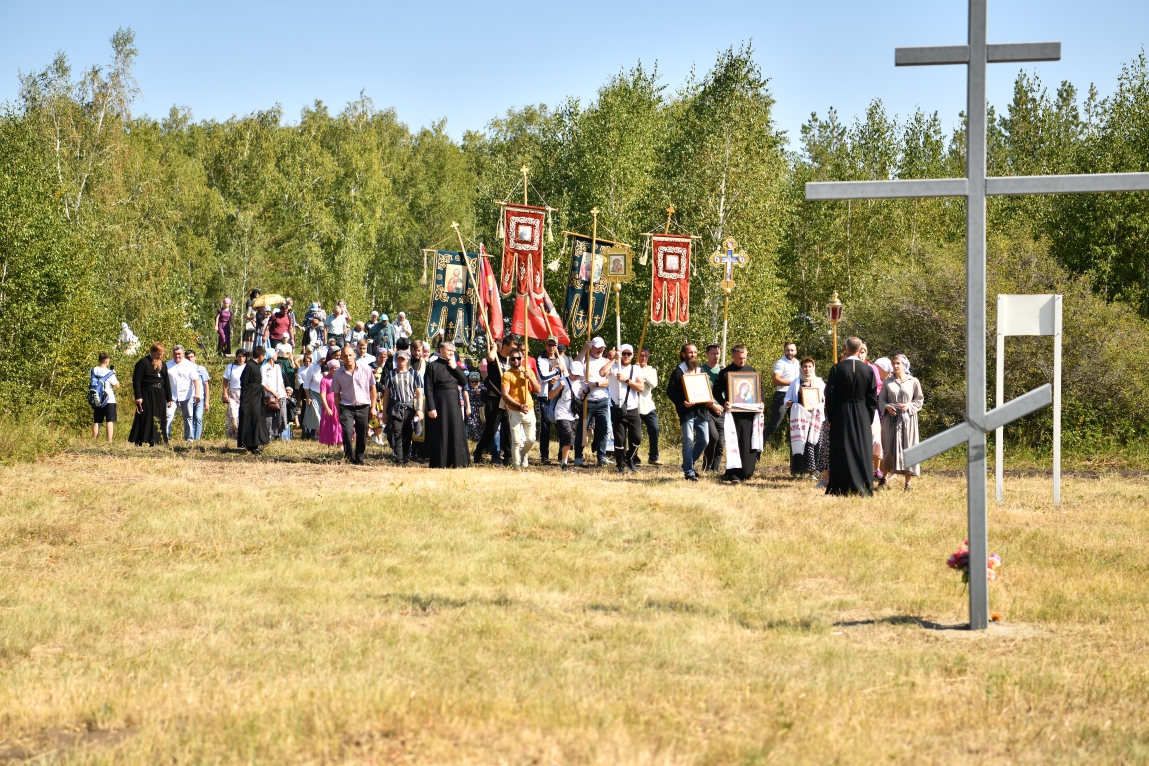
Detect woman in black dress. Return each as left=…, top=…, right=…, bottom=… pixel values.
left=128, top=343, right=173, bottom=446
left=424, top=340, right=470, bottom=468
left=237, top=346, right=271, bottom=454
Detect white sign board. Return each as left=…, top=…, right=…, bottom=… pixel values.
left=996, top=294, right=1062, bottom=504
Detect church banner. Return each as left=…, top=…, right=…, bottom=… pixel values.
left=562, top=234, right=612, bottom=339
left=426, top=249, right=475, bottom=346
left=500, top=203, right=547, bottom=296
left=649, top=233, right=692, bottom=326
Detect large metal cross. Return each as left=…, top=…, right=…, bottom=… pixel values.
left=712, top=237, right=748, bottom=288
left=806, top=0, right=1149, bottom=630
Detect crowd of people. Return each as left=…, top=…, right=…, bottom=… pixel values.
left=90, top=291, right=925, bottom=495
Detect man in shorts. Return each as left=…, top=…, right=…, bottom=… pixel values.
left=90, top=352, right=120, bottom=442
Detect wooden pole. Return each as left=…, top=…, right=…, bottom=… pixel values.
left=521, top=165, right=529, bottom=206
left=582, top=208, right=600, bottom=447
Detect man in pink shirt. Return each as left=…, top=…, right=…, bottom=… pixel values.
left=330, top=345, right=377, bottom=464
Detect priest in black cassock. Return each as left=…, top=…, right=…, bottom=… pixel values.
left=823, top=336, right=879, bottom=495
left=424, top=339, right=471, bottom=468
left=237, top=345, right=271, bottom=455
left=713, top=343, right=761, bottom=484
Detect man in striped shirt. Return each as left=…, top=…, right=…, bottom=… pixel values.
left=379, top=349, right=423, bottom=466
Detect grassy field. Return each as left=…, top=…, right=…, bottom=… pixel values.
left=1, top=440, right=1148, bottom=764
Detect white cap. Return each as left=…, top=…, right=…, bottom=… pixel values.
left=619, top=343, right=634, bottom=354
left=590, top=337, right=606, bottom=349
left=570, top=361, right=584, bottom=377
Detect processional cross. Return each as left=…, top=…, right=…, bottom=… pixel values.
left=711, top=237, right=749, bottom=362
left=806, top=0, right=1149, bottom=630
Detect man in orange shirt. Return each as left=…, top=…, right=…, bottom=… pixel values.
left=501, top=349, right=540, bottom=469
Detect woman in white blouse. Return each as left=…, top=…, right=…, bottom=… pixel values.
left=222, top=348, right=248, bottom=437
left=261, top=349, right=287, bottom=438
left=297, top=351, right=324, bottom=438
left=879, top=354, right=925, bottom=490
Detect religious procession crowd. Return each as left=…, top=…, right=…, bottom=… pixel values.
left=86, top=290, right=926, bottom=495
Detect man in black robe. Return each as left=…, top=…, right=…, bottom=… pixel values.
left=237, top=346, right=271, bottom=455
left=713, top=343, right=762, bottom=484
left=425, top=340, right=471, bottom=468
left=824, top=336, right=879, bottom=496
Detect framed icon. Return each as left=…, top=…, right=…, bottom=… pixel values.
left=682, top=372, right=714, bottom=405
left=444, top=264, right=466, bottom=294
left=799, top=386, right=820, bottom=410
left=602, top=244, right=634, bottom=284
left=727, top=370, right=762, bottom=411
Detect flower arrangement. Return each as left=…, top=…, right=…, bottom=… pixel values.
left=946, top=540, right=1002, bottom=583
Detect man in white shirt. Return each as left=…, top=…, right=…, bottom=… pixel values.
left=635, top=347, right=661, bottom=466
left=609, top=343, right=644, bottom=474
left=768, top=341, right=801, bottom=442
left=90, top=352, right=120, bottom=442
left=185, top=349, right=211, bottom=440
left=580, top=336, right=613, bottom=467
left=534, top=335, right=563, bottom=465
left=165, top=345, right=203, bottom=441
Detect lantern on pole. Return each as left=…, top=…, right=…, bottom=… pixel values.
left=826, top=291, right=844, bottom=363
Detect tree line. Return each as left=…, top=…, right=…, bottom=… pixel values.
left=2, top=29, right=1148, bottom=447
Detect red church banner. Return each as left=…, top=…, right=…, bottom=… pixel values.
left=649, top=233, right=692, bottom=326
left=500, top=203, right=547, bottom=296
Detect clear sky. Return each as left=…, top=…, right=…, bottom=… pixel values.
left=1, top=0, right=1145, bottom=150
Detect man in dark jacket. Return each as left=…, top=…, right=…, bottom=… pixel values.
left=666, top=343, right=712, bottom=481
left=473, top=335, right=515, bottom=465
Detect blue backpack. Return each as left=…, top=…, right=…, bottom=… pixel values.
left=88, top=368, right=113, bottom=408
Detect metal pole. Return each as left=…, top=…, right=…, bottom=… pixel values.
left=720, top=291, right=730, bottom=365
left=1053, top=295, right=1062, bottom=505
left=996, top=295, right=1004, bottom=504
left=614, top=285, right=622, bottom=351
left=832, top=324, right=838, bottom=364
left=966, top=0, right=990, bottom=630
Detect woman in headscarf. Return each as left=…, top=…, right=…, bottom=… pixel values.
left=784, top=356, right=827, bottom=479
left=223, top=348, right=247, bottom=437
left=318, top=359, right=343, bottom=447
left=216, top=298, right=234, bottom=356
left=237, top=346, right=271, bottom=454
left=262, top=348, right=287, bottom=439
left=879, top=354, right=925, bottom=490
left=128, top=343, right=173, bottom=447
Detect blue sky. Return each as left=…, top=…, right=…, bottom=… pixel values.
left=1, top=0, right=1145, bottom=150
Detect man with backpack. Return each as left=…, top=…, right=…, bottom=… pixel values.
left=534, top=336, right=563, bottom=465
left=89, top=352, right=120, bottom=442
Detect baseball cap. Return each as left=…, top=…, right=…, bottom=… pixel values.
left=546, top=335, right=558, bottom=343
left=396, top=349, right=411, bottom=359
left=468, top=371, right=480, bottom=380
left=380, top=314, right=389, bottom=321
left=620, top=343, right=634, bottom=354
left=570, top=361, right=584, bottom=377
left=591, top=337, right=606, bottom=349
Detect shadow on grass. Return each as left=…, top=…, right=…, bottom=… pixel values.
left=833, top=615, right=970, bottom=631
left=368, top=591, right=516, bottom=614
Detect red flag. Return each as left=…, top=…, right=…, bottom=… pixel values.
left=477, top=245, right=504, bottom=341
left=512, top=287, right=570, bottom=346
left=500, top=204, right=547, bottom=296
left=649, top=233, right=692, bottom=326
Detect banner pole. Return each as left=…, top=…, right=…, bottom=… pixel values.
left=582, top=209, right=600, bottom=447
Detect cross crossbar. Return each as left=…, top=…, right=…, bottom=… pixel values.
left=807, top=172, right=1149, bottom=201
left=902, top=384, right=1051, bottom=466
left=895, top=42, right=1060, bottom=66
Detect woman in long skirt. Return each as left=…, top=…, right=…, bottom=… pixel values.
left=216, top=298, right=233, bottom=355
left=318, top=360, right=343, bottom=446
left=128, top=343, right=172, bottom=446
left=879, top=354, right=925, bottom=490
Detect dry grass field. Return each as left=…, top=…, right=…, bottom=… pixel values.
left=1, top=440, right=1148, bottom=764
